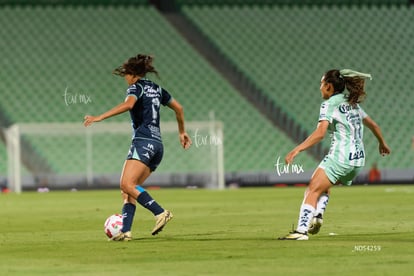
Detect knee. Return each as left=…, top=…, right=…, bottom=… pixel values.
left=309, top=169, right=331, bottom=193
left=307, top=181, right=318, bottom=193
left=120, top=178, right=131, bottom=193
left=305, top=179, right=325, bottom=199
left=307, top=180, right=325, bottom=196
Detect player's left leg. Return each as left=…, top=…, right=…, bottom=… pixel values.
left=300, top=168, right=332, bottom=230
left=278, top=168, right=332, bottom=240
left=308, top=189, right=329, bottom=235
left=120, top=159, right=165, bottom=215
left=314, top=189, right=330, bottom=218
left=115, top=161, right=158, bottom=241
left=121, top=159, right=173, bottom=235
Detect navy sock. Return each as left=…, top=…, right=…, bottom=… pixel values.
left=137, top=191, right=164, bottom=216
left=121, top=203, right=136, bottom=233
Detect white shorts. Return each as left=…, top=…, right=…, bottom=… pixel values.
left=318, top=155, right=362, bottom=185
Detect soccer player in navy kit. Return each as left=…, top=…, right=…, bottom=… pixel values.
left=84, top=54, right=192, bottom=241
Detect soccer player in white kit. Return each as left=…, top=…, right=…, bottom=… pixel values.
left=278, top=69, right=391, bottom=240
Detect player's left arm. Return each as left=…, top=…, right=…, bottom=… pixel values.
left=363, top=116, right=391, bottom=156
left=285, top=120, right=329, bottom=164
left=167, top=99, right=192, bottom=149
left=83, top=96, right=136, bottom=127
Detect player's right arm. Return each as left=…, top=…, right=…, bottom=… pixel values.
left=363, top=116, right=391, bottom=156
left=83, top=96, right=136, bottom=127
left=285, top=120, right=329, bottom=164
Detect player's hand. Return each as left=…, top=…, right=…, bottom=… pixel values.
left=83, top=115, right=102, bottom=127
left=285, top=149, right=299, bottom=164
left=180, top=132, right=192, bottom=150
left=379, top=143, right=391, bottom=156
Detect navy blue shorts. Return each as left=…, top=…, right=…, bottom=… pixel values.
left=126, top=138, right=164, bottom=172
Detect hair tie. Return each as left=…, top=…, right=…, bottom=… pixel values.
left=339, top=69, right=372, bottom=80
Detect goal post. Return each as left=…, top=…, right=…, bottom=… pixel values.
left=4, top=120, right=224, bottom=193
left=5, top=124, right=22, bottom=194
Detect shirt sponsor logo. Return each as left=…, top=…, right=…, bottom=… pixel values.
left=339, top=104, right=353, bottom=114
left=144, top=85, right=161, bottom=97
left=349, top=150, right=364, bottom=161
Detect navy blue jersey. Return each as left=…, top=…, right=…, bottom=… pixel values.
left=126, top=79, right=172, bottom=142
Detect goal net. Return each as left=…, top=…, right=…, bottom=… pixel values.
left=4, top=120, right=224, bottom=193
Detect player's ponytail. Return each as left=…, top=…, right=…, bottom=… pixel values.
left=113, top=54, right=159, bottom=78
left=135, top=54, right=159, bottom=78
left=340, top=69, right=372, bottom=106
left=323, top=69, right=371, bottom=106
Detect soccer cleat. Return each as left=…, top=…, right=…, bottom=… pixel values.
left=278, top=231, right=309, bottom=240
left=111, top=232, right=125, bottom=241
left=151, top=210, right=173, bottom=236
left=111, top=231, right=132, bottom=241
left=308, top=214, right=323, bottom=235
left=123, top=231, right=132, bottom=241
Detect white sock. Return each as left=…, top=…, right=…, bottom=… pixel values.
left=296, top=203, right=315, bottom=234
left=315, top=193, right=329, bottom=217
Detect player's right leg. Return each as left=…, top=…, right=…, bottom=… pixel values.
left=120, top=159, right=173, bottom=236
left=120, top=169, right=155, bottom=239
left=112, top=159, right=151, bottom=241
left=112, top=192, right=134, bottom=241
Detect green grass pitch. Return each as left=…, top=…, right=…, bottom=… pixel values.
left=0, top=185, right=413, bottom=275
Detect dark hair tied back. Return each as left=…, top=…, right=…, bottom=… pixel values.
left=323, top=69, right=367, bottom=106
left=324, top=69, right=346, bottom=94
left=113, top=54, right=159, bottom=78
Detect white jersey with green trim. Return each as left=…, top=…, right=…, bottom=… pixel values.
left=319, top=94, right=368, bottom=167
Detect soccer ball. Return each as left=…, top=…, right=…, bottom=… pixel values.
left=104, top=214, right=123, bottom=239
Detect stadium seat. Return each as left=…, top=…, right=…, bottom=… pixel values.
left=0, top=4, right=318, bottom=179
left=182, top=3, right=414, bottom=169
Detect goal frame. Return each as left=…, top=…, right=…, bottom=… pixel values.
left=4, top=120, right=224, bottom=193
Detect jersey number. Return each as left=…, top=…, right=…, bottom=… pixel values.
left=151, top=98, right=160, bottom=123
left=351, top=119, right=362, bottom=143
